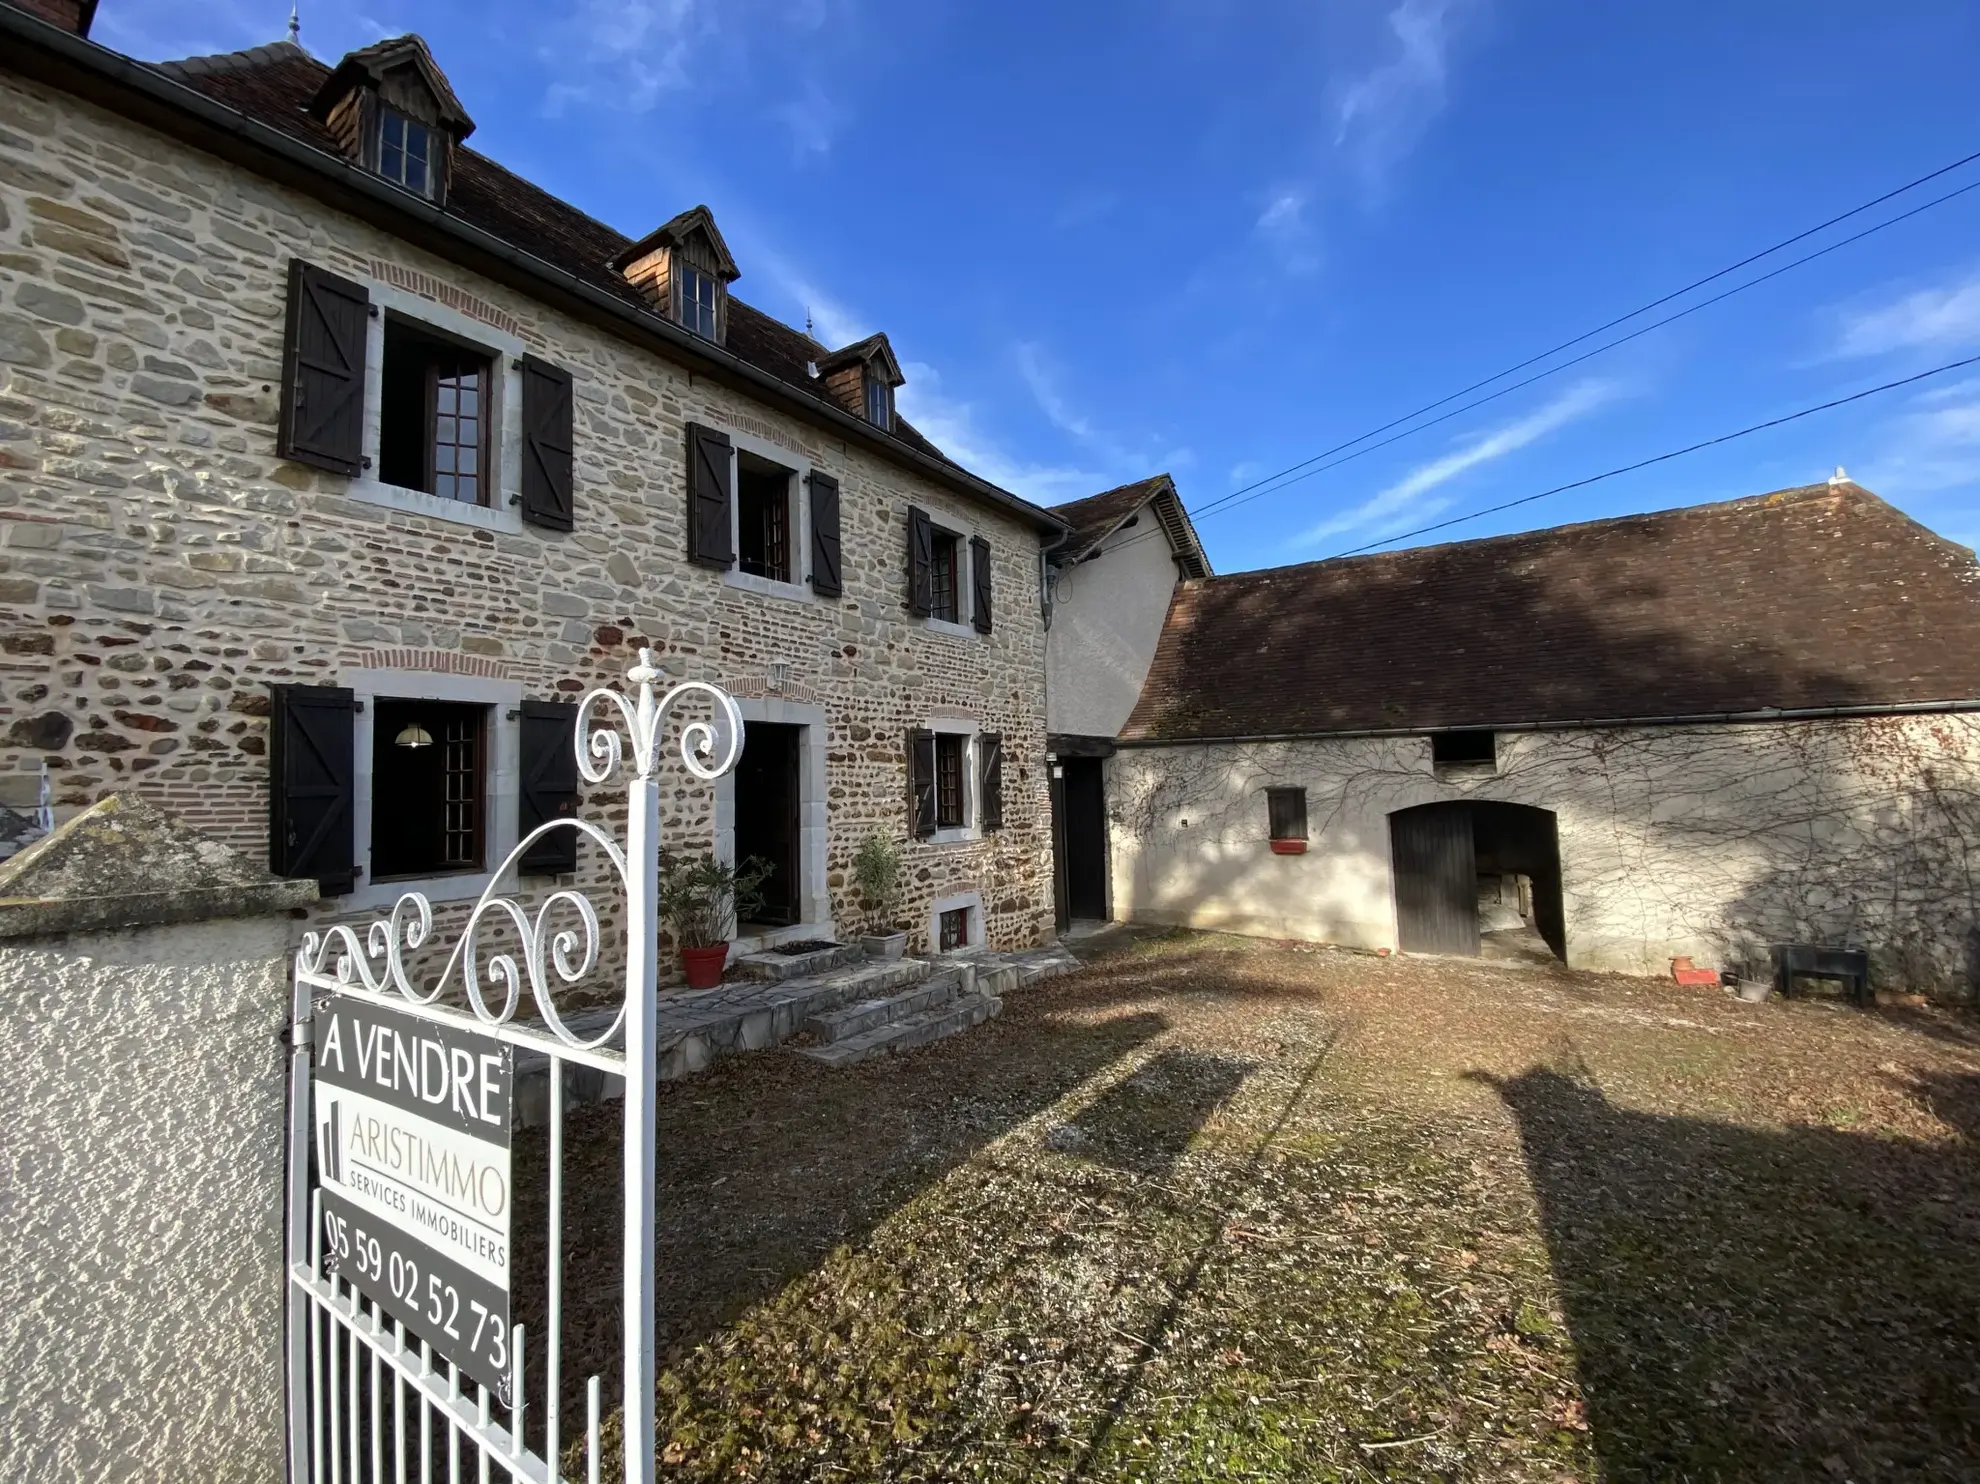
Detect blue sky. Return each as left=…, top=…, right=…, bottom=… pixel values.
left=101, top=0, right=1980, bottom=572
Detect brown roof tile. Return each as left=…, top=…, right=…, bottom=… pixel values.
left=1120, top=482, right=1980, bottom=742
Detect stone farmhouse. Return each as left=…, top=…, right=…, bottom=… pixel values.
left=1085, top=479, right=1980, bottom=996
left=0, top=3, right=1070, bottom=961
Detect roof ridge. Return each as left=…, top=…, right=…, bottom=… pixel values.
left=155, top=39, right=314, bottom=80
left=1189, top=481, right=1868, bottom=587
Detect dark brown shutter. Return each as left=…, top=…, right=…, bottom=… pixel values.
left=970, top=535, right=993, bottom=633
left=908, top=728, right=937, bottom=838
left=808, top=470, right=842, bottom=597
left=277, top=259, right=368, bottom=475
left=519, top=356, right=575, bottom=532
left=269, top=684, right=356, bottom=894
left=906, top=505, right=933, bottom=616
left=1267, top=787, right=1308, bottom=840
left=686, top=422, right=734, bottom=568
left=517, top=700, right=579, bottom=873
left=979, top=732, right=1004, bottom=831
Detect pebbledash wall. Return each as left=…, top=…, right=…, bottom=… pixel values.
left=1108, top=714, right=1980, bottom=994
left=0, top=72, right=1055, bottom=962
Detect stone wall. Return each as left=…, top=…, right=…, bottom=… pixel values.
left=0, top=72, right=1055, bottom=968
left=1107, top=714, right=1980, bottom=995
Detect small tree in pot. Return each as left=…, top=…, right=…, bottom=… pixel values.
left=853, top=833, right=909, bottom=961
left=659, top=850, right=772, bottom=989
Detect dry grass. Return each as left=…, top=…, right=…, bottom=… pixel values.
left=516, top=930, right=1980, bottom=1482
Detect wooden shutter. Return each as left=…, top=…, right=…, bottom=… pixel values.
left=1267, top=787, right=1308, bottom=841
left=970, top=535, right=993, bottom=633
left=979, top=732, right=1004, bottom=832
left=908, top=728, right=937, bottom=838
left=269, top=684, right=356, bottom=894
left=517, top=699, right=579, bottom=874
left=808, top=470, right=842, bottom=597
left=686, top=422, right=734, bottom=568
left=906, top=505, right=933, bottom=616
left=519, top=356, right=575, bottom=532
left=277, top=259, right=368, bottom=475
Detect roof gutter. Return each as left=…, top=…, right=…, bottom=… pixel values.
left=1114, top=697, right=1980, bottom=748
left=0, top=8, right=1068, bottom=540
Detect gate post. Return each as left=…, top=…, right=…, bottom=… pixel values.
left=621, top=667, right=662, bottom=1484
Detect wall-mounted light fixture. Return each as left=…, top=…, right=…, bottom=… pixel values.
left=394, top=722, right=433, bottom=749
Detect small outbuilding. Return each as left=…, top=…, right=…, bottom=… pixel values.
left=1104, top=479, right=1980, bottom=994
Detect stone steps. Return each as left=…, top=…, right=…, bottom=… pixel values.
left=796, top=990, right=1003, bottom=1068
left=805, top=967, right=965, bottom=1042
left=733, top=939, right=865, bottom=981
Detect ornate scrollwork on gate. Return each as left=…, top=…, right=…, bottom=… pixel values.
left=294, top=649, right=744, bottom=1050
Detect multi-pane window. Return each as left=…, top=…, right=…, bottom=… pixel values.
left=379, top=110, right=432, bottom=197
left=371, top=699, right=486, bottom=878
left=736, top=452, right=793, bottom=582
left=935, top=733, right=965, bottom=828
left=939, top=907, right=969, bottom=951
left=929, top=530, right=960, bottom=623
left=380, top=319, right=492, bottom=506
left=864, top=373, right=891, bottom=429
left=678, top=264, right=720, bottom=341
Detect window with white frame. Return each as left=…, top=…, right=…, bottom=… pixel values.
left=378, top=109, right=434, bottom=198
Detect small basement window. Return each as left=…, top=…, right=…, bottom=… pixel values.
left=935, top=733, right=965, bottom=828
left=379, top=318, right=492, bottom=505
left=939, top=907, right=969, bottom=952
left=1267, top=787, right=1308, bottom=841
left=1431, top=730, right=1497, bottom=769
left=736, top=451, right=794, bottom=582
left=378, top=109, right=433, bottom=197
left=371, top=699, right=487, bottom=879
left=929, top=527, right=962, bottom=623
left=678, top=263, right=720, bottom=341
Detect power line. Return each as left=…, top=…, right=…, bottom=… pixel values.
left=1086, top=143, right=1980, bottom=562
left=1320, top=351, right=1980, bottom=559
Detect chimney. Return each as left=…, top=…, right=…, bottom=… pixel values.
left=9, top=0, right=98, bottom=36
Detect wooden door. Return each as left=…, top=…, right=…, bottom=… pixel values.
left=1390, top=803, right=1478, bottom=956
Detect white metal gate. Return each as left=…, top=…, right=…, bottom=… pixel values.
left=283, top=653, right=742, bottom=1484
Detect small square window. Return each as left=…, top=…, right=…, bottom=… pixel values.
left=378, top=110, right=433, bottom=197
left=929, top=529, right=961, bottom=623
left=935, top=733, right=965, bottom=828
left=1267, top=787, right=1307, bottom=841
left=380, top=318, right=493, bottom=506
left=939, top=906, right=969, bottom=951
left=372, top=699, right=487, bottom=879
left=864, top=374, right=891, bottom=429
left=678, top=264, right=720, bottom=341
left=736, top=451, right=794, bottom=582
left=1431, top=730, right=1496, bottom=768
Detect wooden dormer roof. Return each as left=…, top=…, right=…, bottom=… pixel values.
left=609, top=204, right=740, bottom=282
left=816, top=332, right=904, bottom=387
left=308, top=34, right=475, bottom=141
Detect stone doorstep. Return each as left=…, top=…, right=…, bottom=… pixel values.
left=733, top=939, right=864, bottom=982
left=795, top=991, right=1004, bottom=1069
left=510, top=955, right=938, bottom=1128
left=804, top=967, right=966, bottom=1043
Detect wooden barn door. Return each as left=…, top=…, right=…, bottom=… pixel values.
left=1390, top=803, right=1479, bottom=956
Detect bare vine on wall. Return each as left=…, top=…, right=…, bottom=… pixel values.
left=1110, top=716, right=1980, bottom=995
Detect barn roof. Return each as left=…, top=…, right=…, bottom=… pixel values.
left=1120, top=481, right=1980, bottom=742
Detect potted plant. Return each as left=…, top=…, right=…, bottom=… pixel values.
left=658, top=850, right=771, bottom=990
left=852, top=833, right=908, bottom=961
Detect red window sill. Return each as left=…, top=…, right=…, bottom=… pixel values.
left=1269, top=838, right=1307, bottom=855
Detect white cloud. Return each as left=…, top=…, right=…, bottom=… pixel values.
left=770, top=78, right=843, bottom=161
left=898, top=363, right=1103, bottom=505
left=1015, top=343, right=1095, bottom=442
left=1836, top=270, right=1980, bottom=359
left=544, top=0, right=704, bottom=113
left=1253, top=188, right=1320, bottom=273
left=1856, top=381, right=1980, bottom=496
left=1296, top=379, right=1617, bottom=547
left=1331, top=0, right=1466, bottom=189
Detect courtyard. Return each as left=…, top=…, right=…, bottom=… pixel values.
left=522, top=931, right=1980, bottom=1482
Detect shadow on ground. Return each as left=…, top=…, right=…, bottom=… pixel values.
left=1480, top=1067, right=1980, bottom=1482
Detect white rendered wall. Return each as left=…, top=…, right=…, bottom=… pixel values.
left=0, top=915, right=291, bottom=1481
left=1047, top=514, right=1183, bottom=739
left=1107, top=715, right=1980, bottom=993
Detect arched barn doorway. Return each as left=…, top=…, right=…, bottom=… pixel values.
left=1389, top=801, right=1564, bottom=961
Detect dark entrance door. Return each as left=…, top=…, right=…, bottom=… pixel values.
left=1059, top=757, right=1109, bottom=922
left=734, top=722, right=801, bottom=927
left=1390, top=802, right=1478, bottom=956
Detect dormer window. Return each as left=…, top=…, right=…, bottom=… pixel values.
left=679, top=263, right=720, bottom=341
left=379, top=110, right=433, bottom=197
left=864, top=373, right=892, bottom=430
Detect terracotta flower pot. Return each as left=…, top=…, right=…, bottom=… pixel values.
left=1269, top=838, right=1308, bottom=855
left=680, top=943, right=729, bottom=990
